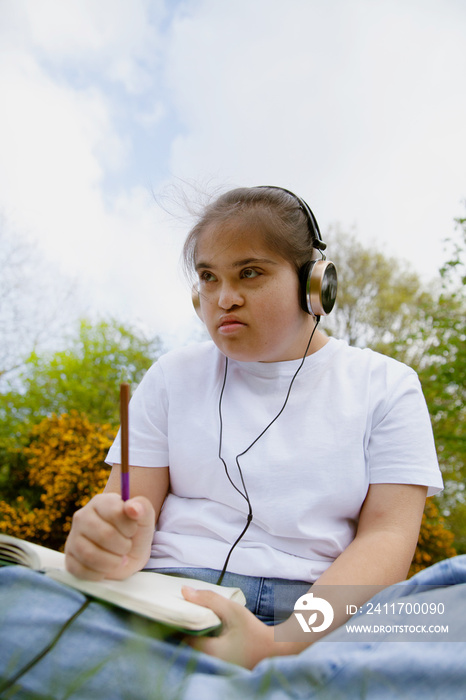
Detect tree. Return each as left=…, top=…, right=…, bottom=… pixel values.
left=323, top=218, right=465, bottom=556
left=411, top=215, right=466, bottom=551
left=0, top=219, right=78, bottom=386
left=321, top=225, right=434, bottom=355
left=0, top=413, right=115, bottom=550
left=0, top=317, right=163, bottom=440
left=0, top=317, right=162, bottom=505
left=409, top=498, right=456, bottom=577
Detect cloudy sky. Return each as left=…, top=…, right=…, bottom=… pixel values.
left=1, top=0, right=465, bottom=348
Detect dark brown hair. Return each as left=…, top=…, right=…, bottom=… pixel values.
left=182, top=186, right=317, bottom=281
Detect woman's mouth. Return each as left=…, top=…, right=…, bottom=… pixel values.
left=218, top=317, right=247, bottom=335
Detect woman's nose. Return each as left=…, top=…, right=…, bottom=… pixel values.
left=218, top=282, right=244, bottom=309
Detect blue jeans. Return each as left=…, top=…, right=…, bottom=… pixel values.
left=149, top=567, right=312, bottom=624
left=1, top=558, right=466, bottom=699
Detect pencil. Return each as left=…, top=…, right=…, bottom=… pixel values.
left=120, top=382, right=130, bottom=501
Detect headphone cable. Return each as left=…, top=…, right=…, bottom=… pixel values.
left=216, top=318, right=320, bottom=585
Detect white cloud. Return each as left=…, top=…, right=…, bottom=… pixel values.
left=136, top=101, right=167, bottom=129
left=0, top=0, right=465, bottom=351
left=0, top=0, right=190, bottom=342
left=0, top=48, right=119, bottom=254
left=2, top=0, right=165, bottom=92
left=164, top=0, right=466, bottom=278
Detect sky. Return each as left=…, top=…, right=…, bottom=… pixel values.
left=1, top=0, right=465, bottom=350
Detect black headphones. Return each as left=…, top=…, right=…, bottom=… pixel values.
left=192, top=186, right=338, bottom=319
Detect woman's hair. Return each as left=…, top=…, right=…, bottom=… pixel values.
left=182, top=186, right=317, bottom=281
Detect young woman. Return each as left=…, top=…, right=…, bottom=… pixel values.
left=64, top=186, right=442, bottom=668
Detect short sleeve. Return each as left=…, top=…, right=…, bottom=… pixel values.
left=106, top=362, right=169, bottom=468
left=367, top=369, right=443, bottom=497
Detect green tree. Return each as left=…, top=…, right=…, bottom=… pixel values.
left=322, top=225, right=434, bottom=355
left=0, top=219, right=78, bottom=384
left=0, top=318, right=162, bottom=438
left=323, top=218, right=465, bottom=555
left=0, top=317, right=161, bottom=504
left=412, top=216, right=466, bottom=551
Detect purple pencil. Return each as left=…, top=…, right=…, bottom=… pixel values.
left=120, top=383, right=130, bottom=501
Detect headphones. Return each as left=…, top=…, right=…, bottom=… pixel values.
left=191, top=186, right=337, bottom=319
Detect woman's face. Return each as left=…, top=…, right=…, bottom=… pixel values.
left=195, top=218, right=315, bottom=362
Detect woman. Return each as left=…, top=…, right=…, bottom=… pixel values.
left=64, top=186, right=442, bottom=668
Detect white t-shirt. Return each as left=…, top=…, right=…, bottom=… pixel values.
left=106, top=338, right=443, bottom=582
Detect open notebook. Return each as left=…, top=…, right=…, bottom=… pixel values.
left=0, top=534, right=246, bottom=635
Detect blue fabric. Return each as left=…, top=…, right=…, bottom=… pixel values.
left=0, top=556, right=465, bottom=699
left=150, top=566, right=312, bottom=623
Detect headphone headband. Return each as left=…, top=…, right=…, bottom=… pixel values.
left=255, top=185, right=327, bottom=251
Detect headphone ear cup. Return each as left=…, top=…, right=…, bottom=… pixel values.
left=300, top=260, right=338, bottom=316
left=192, top=285, right=204, bottom=321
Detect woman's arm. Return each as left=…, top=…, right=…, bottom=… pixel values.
left=315, top=482, right=427, bottom=586
left=65, top=465, right=169, bottom=581
left=183, top=482, right=428, bottom=668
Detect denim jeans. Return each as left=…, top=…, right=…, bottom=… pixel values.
left=149, top=567, right=312, bottom=624
left=1, top=558, right=466, bottom=699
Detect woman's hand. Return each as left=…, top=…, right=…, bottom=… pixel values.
left=65, top=493, right=155, bottom=581
left=182, top=587, right=309, bottom=668
left=182, top=587, right=276, bottom=668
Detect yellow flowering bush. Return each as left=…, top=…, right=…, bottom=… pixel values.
left=409, top=498, right=457, bottom=577
left=0, top=412, right=115, bottom=550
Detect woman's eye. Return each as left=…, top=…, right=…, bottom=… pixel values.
left=241, top=268, right=259, bottom=279
left=200, top=271, right=216, bottom=283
